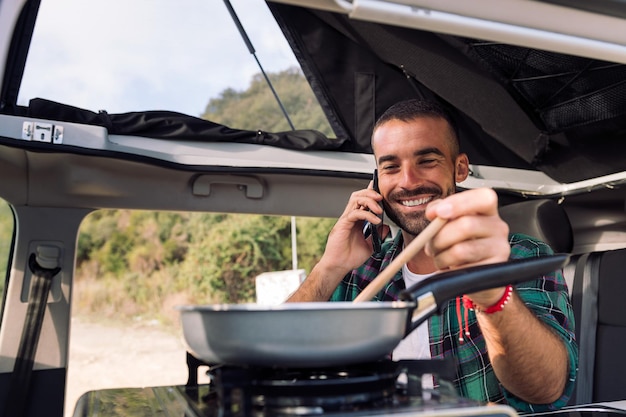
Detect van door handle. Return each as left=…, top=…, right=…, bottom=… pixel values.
left=192, top=175, right=264, bottom=199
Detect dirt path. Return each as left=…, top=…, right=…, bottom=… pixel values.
left=65, top=317, right=207, bottom=417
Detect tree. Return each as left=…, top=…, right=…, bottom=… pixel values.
left=201, top=67, right=333, bottom=136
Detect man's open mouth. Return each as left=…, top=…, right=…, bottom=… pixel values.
left=400, top=196, right=434, bottom=207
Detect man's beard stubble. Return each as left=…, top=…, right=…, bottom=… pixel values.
left=383, top=184, right=456, bottom=236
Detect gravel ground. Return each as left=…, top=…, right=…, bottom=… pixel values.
left=65, top=317, right=208, bottom=417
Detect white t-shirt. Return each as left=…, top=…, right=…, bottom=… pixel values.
left=392, top=264, right=434, bottom=360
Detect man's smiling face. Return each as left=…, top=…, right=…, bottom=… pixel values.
left=372, top=116, right=469, bottom=236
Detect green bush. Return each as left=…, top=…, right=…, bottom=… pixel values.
left=178, top=215, right=292, bottom=303
left=0, top=201, right=13, bottom=291
left=73, top=210, right=335, bottom=323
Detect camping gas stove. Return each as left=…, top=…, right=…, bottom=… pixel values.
left=72, top=357, right=518, bottom=417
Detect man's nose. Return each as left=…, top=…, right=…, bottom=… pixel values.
left=398, top=166, right=421, bottom=189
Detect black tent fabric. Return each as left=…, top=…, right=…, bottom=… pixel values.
left=27, top=98, right=349, bottom=152
left=268, top=3, right=626, bottom=184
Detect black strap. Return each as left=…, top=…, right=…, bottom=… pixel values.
left=3, top=253, right=61, bottom=417
left=571, top=252, right=599, bottom=404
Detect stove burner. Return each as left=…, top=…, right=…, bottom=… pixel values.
left=184, top=356, right=464, bottom=417
left=249, top=366, right=398, bottom=409
left=207, top=362, right=402, bottom=415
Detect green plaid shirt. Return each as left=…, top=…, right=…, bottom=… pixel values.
left=330, top=233, right=578, bottom=413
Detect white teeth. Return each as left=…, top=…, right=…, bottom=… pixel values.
left=401, top=197, right=432, bottom=207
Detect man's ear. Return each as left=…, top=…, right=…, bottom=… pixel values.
left=455, top=153, right=470, bottom=182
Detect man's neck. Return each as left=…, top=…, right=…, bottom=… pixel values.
left=402, top=231, right=437, bottom=275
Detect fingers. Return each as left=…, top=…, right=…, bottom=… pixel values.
left=425, top=217, right=510, bottom=269
left=342, top=188, right=384, bottom=221
left=424, top=188, right=510, bottom=269
left=321, top=185, right=385, bottom=271
left=426, top=187, right=499, bottom=220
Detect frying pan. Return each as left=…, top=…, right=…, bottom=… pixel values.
left=178, top=253, right=569, bottom=368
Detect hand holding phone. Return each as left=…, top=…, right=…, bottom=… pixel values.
left=362, top=169, right=384, bottom=254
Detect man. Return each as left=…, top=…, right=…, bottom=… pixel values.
left=288, top=99, right=577, bottom=412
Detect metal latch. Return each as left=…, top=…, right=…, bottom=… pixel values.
left=22, top=121, right=64, bottom=144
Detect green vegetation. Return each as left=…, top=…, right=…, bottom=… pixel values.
left=202, top=67, right=334, bottom=135
left=0, top=201, right=13, bottom=292
left=74, top=211, right=334, bottom=325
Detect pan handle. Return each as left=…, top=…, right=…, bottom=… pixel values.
left=398, top=254, right=570, bottom=333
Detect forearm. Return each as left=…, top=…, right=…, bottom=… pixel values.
left=286, top=260, right=350, bottom=302
left=476, top=291, right=569, bottom=404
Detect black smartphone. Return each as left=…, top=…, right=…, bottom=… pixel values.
left=363, top=169, right=383, bottom=254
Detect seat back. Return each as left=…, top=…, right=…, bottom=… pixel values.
left=499, top=199, right=574, bottom=254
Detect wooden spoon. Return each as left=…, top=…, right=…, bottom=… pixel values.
left=353, top=217, right=447, bottom=302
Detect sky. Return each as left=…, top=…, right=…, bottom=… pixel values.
left=18, top=0, right=300, bottom=117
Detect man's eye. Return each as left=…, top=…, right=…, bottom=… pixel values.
left=420, top=159, right=437, bottom=165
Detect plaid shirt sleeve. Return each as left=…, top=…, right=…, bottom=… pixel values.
left=330, top=232, right=578, bottom=413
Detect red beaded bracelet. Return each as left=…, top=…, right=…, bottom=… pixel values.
left=462, top=285, right=513, bottom=314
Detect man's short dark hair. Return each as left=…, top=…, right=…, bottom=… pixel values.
left=373, top=99, right=460, bottom=155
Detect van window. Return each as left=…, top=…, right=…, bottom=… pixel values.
left=0, top=199, right=13, bottom=293
left=18, top=0, right=331, bottom=134
left=75, top=210, right=333, bottom=314
left=67, top=209, right=333, bottom=411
